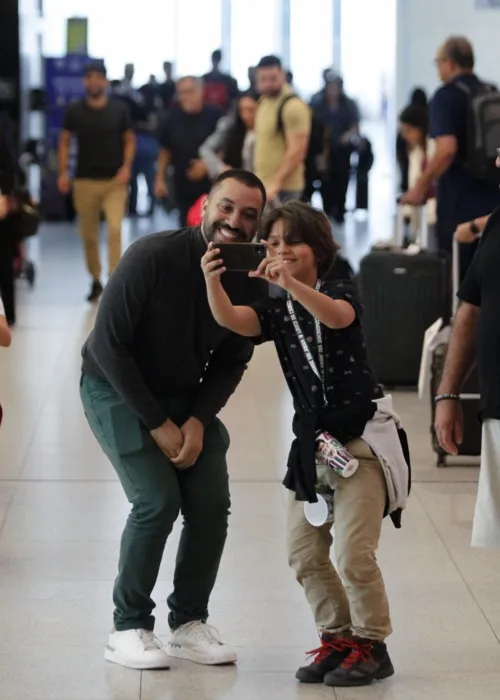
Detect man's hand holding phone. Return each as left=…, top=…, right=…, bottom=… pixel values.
left=201, top=242, right=226, bottom=282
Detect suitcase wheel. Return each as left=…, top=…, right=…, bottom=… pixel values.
left=436, top=451, right=446, bottom=468
left=25, top=261, right=35, bottom=287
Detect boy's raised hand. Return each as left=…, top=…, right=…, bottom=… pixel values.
left=249, top=248, right=293, bottom=290
left=201, top=242, right=225, bottom=280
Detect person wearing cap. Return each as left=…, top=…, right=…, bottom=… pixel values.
left=58, top=62, right=136, bottom=302
left=311, top=71, right=360, bottom=224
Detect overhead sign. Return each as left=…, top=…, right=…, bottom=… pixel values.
left=66, top=17, right=88, bottom=55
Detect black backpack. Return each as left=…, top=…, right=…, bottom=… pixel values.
left=455, top=79, right=500, bottom=184
left=276, top=94, right=324, bottom=163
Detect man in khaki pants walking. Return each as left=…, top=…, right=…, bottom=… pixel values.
left=58, top=62, right=136, bottom=302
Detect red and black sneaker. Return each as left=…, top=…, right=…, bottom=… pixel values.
left=295, top=633, right=353, bottom=684
left=324, top=637, right=394, bottom=687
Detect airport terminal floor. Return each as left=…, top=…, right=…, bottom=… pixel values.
left=1, top=128, right=500, bottom=699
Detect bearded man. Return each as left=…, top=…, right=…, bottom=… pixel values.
left=79, top=169, right=266, bottom=670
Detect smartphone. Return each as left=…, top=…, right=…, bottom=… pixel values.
left=216, top=242, right=267, bottom=272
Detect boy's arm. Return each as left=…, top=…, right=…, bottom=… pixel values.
left=206, top=277, right=262, bottom=337
left=286, top=278, right=355, bottom=329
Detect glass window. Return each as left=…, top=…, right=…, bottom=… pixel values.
left=174, top=0, right=222, bottom=77
left=229, top=0, right=282, bottom=89
left=42, top=0, right=176, bottom=85
left=290, top=0, right=334, bottom=100
left=340, top=0, right=396, bottom=117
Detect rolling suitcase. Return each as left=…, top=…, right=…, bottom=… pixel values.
left=358, top=206, right=449, bottom=387
left=429, top=238, right=481, bottom=466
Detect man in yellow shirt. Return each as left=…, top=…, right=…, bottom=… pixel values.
left=254, top=56, right=311, bottom=203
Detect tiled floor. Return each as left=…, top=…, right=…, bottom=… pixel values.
left=1, top=139, right=499, bottom=699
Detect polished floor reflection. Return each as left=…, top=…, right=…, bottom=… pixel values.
left=1, top=147, right=499, bottom=699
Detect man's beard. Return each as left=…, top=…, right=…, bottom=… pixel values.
left=263, top=88, right=282, bottom=98
left=203, top=218, right=246, bottom=243
left=87, top=88, right=106, bottom=99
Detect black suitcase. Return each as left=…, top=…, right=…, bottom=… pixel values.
left=429, top=238, right=481, bottom=466
left=358, top=207, right=449, bottom=387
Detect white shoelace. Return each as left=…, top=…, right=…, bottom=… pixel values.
left=137, top=629, right=163, bottom=651
left=184, top=621, right=223, bottom=646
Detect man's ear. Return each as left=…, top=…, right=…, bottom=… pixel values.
left=202, top=194, right=209, bottom=215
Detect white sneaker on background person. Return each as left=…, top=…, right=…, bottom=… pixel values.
left=105, top=628, right=170, bottom=670
left=167, top=621, right=237, bottom=665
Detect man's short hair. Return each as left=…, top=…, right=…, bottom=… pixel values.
left=256, top=55, right=282, bottom=71
left=442, top=36, right=475, bottom=70
left=176, top=76, right=202, bottom=88
left=84, top=61, right=107, bottom=78
left=212, top=49, right=222, bottom=63
left=210, top=169, right=267, bottom=211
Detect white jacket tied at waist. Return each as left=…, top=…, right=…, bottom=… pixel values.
left=361, top=395, right=409, bottom=514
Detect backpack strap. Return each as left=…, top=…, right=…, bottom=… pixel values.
left=276, top=94, right=301, bottom=136
left=453, top=78, right=496, bottom=98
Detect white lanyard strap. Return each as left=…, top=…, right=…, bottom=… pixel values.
left=286, top=281, right=327, bottom=406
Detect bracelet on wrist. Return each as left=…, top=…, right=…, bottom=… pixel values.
left=469, top=220, right=480, bottom=235
left=434, top=393, right=460, bottom=403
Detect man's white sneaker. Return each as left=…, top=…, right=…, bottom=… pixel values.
left=105, top=629, right=170, bottom=670
left=167, top=621, right=237, bottom=665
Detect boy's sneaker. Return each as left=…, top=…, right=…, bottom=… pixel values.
left=105, top=628, right=170, bottom=670
left=167, top=621, right=237, bottom=665
left=295, top=633, right=353, bottom=683
left=324, top=637, right=394, bottom=687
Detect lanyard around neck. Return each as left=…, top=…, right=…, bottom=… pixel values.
left=286, top=280, right=327, bottom=407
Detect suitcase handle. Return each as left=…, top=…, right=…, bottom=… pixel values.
left=395, top=198, right=429, bottom=249
left=452, top=238, right=459, bottom=317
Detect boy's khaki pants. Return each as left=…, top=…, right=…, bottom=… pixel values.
left=73, top=179, right=128, bottom=280
left=286, top=437, right=392, bottom=641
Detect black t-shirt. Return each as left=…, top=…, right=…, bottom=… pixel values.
left=63, top=98, right=133, bottom=179
left=253, top=280, right=382, bottom=430
left=429, top=74, right=500, bottom=232
left=160, top=105, right=223, bottom=202
left=458, top=206, right=500, bottom=420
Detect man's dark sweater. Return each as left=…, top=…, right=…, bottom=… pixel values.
left=81, top=227, right=263, bottom=430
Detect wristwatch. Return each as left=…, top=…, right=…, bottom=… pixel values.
left=469, top=220, right=480, bottom=236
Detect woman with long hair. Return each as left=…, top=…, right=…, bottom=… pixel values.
left=396, top=87, right=428, bottom=193
left=398, top=103, right=436, bottom=243
left=199, top=91, right=258, bottom=177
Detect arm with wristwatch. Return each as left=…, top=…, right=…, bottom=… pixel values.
left=454, top=215, right=489, bottom=244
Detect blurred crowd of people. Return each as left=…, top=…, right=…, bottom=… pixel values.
left=53, top=49, right=368, bottom=302
left=397, top=36, right=500, bottom=279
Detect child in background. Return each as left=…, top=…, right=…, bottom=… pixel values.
left=201, top=201, right=409, bottom=688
